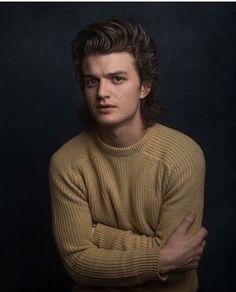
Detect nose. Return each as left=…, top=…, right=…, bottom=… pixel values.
left=97, top=79, right=110, bottom=100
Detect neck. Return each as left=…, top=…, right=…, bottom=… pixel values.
left=97, top=120, right=146, bottom=148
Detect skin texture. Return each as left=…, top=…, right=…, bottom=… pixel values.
left=82, top=52, right=150, bottom=147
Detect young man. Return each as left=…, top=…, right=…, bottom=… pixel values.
left=49, top=19, right=207, bottom=291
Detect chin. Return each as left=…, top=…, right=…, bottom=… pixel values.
left=94, top=116, right=123, bottom=127
left=97, top=120, right=120, bottom=127
left=92, top=113, right=114, bottom=122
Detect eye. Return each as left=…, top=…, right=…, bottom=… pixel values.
left=85, top=78, right=98, bottom=88
left=112, top=76, right=125, bottom=84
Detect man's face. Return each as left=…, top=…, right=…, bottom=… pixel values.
left=81, top=52, right=150, bottom=128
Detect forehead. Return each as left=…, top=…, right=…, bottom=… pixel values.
left=82, top=52, right=137, bottom=75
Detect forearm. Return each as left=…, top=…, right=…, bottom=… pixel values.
left=94, top=223, right=191, bottom=280
left=54, top=219, right=166, bottom=286
left=61, top=243, right=162, bottom=287
left=94, top=223, right=159, bottom=250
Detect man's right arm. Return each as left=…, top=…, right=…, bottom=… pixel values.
left=94, top=222, right=159, bottom=250
left=49, top=156, right=207, bottom=287
left=49, top=157, right=165, bottom=287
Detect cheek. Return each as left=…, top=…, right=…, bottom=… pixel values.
left=125, top=84, right=142, bottom=102
left=84, top=90, right=94, bottom=105
left=119, top=83, right=140, bottom=98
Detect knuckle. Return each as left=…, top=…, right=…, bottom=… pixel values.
left=199, top=247, right=204, bottom=255
left=202, top=227, right=208, bottom=236
left=202, top=240, right=207, bottom=248
left=195, top=238, right=202, bottom=246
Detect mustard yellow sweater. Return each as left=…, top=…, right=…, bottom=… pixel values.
left=49, top=123, right=205, bottom=292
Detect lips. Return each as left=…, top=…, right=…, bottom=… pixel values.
left=97, top=104, right=116, bottom=109
left=96, top=104, right=117, bottom=113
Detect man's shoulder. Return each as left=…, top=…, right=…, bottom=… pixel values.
left=50, top=131, right=95, bottom=170
left=152, top=123, right=202, bottom=147
left=146, top=123, right=205, bottom=165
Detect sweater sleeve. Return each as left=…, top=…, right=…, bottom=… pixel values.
left=49, top=156, right=164, bottom=287
left=155, top=141, right=206, bottom=245
left=94, top=223, right=159, bottom=250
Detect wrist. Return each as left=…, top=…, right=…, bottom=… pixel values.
left=159, top=247, right=171, bottom=274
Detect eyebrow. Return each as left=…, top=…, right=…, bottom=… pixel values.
left=82, top=71, right=128, bottom=79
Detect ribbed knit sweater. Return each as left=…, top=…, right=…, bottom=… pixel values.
left=49, top=123, right=205, bottom=292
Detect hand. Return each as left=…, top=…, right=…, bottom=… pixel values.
left=159, top=212, right=208, bottom=273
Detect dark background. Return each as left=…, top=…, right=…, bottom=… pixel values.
left=1, top=3, right=235, bottom=292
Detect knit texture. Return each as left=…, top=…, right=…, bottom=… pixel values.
left=49, top=123, right=205, bottom=291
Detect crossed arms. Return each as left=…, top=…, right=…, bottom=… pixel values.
left=49, top=146, right=207, bottom=287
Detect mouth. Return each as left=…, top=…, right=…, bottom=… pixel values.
left=96, top=104, right=117, bottom=113
left=97, top=104, right=117, bottom=109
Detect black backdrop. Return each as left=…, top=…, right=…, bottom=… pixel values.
left=1, top=3, right=235, bottom=292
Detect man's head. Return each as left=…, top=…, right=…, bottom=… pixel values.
left=71, top=19, right=163, bottom=127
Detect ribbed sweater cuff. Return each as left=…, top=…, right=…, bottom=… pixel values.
left=134, top=249, right=168, bottom=282
left=157, top=248, right=169, bottom=281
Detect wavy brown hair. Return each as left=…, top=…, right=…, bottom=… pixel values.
left=71, top=19, right=165, bottom=128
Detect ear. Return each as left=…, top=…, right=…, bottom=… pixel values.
left=140, top=81, right=152, bottom=99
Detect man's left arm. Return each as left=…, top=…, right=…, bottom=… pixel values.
left=155, top=141, right=205, bottom=246
left=94, top=140, right=206, bottom=255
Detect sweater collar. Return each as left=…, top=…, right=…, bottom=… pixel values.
left=93, top=124, right=157, bottom=157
